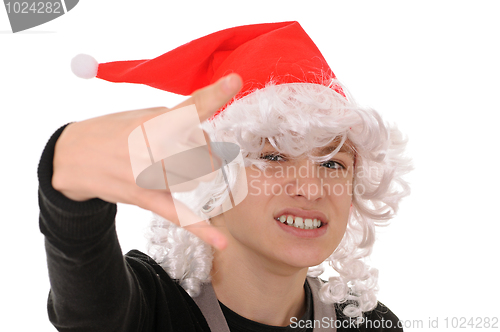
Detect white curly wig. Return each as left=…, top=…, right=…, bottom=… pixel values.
left=146, top=78, right=412, bottom=319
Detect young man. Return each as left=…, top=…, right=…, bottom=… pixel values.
left=40, top=22, right=410, bottom=331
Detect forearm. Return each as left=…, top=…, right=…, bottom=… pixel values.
left=38, top=124, right=142, bottom=331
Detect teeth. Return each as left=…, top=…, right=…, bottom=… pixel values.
left=277, top=215, right=322, bottom=229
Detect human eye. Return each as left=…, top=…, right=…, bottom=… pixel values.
left=321, top=160, right=345, bottom=169
left=260, top=154, right=286, bottom=162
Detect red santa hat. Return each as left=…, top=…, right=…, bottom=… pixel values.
left=71, top=21, right=344, bottom=121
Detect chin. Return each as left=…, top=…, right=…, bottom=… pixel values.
left=278, top=245, right=334, bottom=269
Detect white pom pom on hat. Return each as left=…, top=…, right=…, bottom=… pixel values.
left=69, top=22, right=346, bottom=120
left=71, top=54, right=98, bottom=79
left=68, top=22, right=343, bottom=97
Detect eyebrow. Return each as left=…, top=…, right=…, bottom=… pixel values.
left=262, top=139, right=354, bottom=155
left=316, top=144, right=352, bottom=154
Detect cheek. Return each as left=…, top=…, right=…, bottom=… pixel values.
left=247, top=178, right=264, bottom=197
left=214, top=168, right=269, bottom=229
left=246, top=168, right=281, bottom=197
left=326, top=181, right=353, bottom=238
left=326, top=176, right=353, bottom=202
left=221, top=186, right=265, bottom=234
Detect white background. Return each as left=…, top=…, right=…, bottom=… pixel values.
left=1, top=1, right=499, bottom=331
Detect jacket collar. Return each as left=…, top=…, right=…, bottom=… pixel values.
left=193, top=276, right=337, bottom=331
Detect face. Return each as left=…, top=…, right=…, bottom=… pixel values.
left=210, top=139, right=355, bottom=273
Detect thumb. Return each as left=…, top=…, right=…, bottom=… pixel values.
left=174, top=73, right=243, bottom=122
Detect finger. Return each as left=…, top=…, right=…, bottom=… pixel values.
left=184, top=221, right=228, bottom=251
left=132, top=187, right=227, bottom=250
left=174, top=73, right=242, bottom=122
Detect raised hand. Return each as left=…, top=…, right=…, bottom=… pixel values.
left=52, top=73, right=243, bottom=250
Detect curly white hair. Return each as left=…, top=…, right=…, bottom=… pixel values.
left=146, top=79, right=412, bottom=318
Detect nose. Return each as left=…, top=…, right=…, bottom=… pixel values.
left=283, top=158, right=326, bottom=201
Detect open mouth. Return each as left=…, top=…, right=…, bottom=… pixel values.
left=275, top=215, right=323, bottom=230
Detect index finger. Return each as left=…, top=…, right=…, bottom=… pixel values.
left=173, top=73, right=243, bottom=122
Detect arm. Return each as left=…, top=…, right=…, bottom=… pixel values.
left=38, top=74, right=242, bottom=331
left=38, top=124, right=144, bottom=331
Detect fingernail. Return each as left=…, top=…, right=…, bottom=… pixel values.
left=222, top=75, right=233, bottom=94
left=213, top=236, right=227, bottom=250
left=223, top=74, right=241, bottom=94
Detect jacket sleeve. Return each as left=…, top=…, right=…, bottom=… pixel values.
left=38, top=124, right=147, bottom=332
